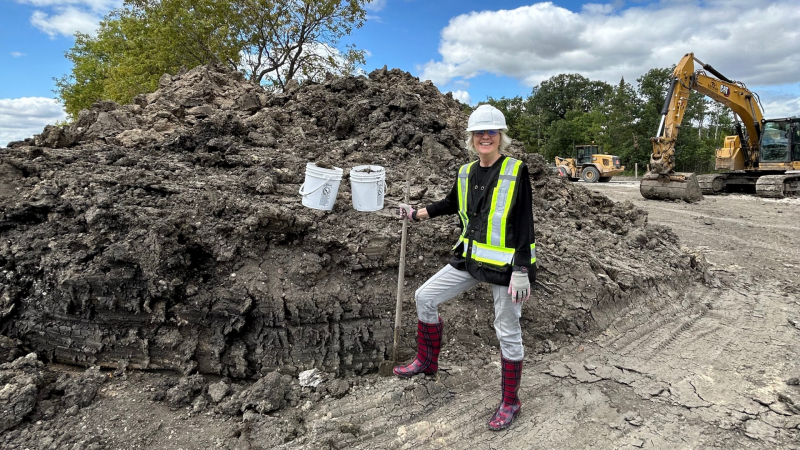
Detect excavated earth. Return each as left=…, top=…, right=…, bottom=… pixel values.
left=3, top=65, right=793, bottom=449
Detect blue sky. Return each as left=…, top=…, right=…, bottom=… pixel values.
left=3, top=0, right=800, bottom=147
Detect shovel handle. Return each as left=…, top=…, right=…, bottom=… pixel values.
left=392, top=170, right=411, bottom=364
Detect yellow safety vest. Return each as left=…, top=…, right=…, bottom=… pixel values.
left=454, top=157, right=536, bottom=269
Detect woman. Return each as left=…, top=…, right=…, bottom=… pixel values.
left=395, top=104, right=537, bottom=431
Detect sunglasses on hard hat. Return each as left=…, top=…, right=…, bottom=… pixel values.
left=473, top=130, right=499, bottom=136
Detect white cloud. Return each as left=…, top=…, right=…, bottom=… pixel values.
left=0, top=97, right=67, bottom=148
left=581, top=3, right=615, bottom=15
left=30, top=7, right=103, bottom=37
left=11, top=52, right=27, bottom=57
left=761, top=99, right=800, bottom=119
left=17, top=0, right=121, bottom=37
left=420, top=0, right=800, bottom=90
left=753, top=86, right=800, bottom=118
left=17, top=0, right=117, bottom=13
left=365, top=0, right=387, bottom=12
left=449, top=90, right=472, bottom=105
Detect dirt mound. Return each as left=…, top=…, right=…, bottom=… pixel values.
left=0, top=353, right=105, bottom=434
left=0, top=65, right=705, bottom=385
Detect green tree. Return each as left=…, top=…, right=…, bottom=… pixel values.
left=604, top=77, right=640, bottom=164
left=542, top=110, right=606, bottom=162
left=234, top=0, right=367, bottom=86
left=543, top=116, right=581, bottom=162
left=527, top=74, right=612, bottom=127
left=54, top=31, right=110, bottom=119
left=674, top=94, right=716, bottom=172
left=56, top=0, right=370, bottom=119
left=468, top=67, right=731, bottom=172
left=634, top=67, right=672, bottom=138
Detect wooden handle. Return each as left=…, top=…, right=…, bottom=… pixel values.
left=392, top=170, right=411, bottom=364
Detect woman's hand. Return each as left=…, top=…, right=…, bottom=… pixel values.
left=508, top=269, right=530, bottom=304
left=398, top=204, right=418, bottom=222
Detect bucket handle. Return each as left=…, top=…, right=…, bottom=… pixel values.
left=299, top=174, right=332, bottom=197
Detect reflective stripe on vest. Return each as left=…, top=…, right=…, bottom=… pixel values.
left=453, top=161, right=475, bottom=250
left=487, top=158, right=522, bottom=247
left=454, top=157, right=527, bottom=267
left=469, top=241, right=514, bottom=265
left=463, top=236, right=537, bottom=266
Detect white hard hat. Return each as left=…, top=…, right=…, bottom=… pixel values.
left=466, top=104, right=508, bottom=132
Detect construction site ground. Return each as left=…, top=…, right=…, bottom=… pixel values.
left=5, top=181, right=799, bottom=450
left=2, top=67, right=798, bottom=448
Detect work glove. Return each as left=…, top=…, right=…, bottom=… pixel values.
left=508, top=268, right=530, bottom=304
left=398, top=204, right=418, bottom=222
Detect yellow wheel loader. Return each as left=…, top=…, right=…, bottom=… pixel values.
left=641, top=52, right=800, bottom=202
left=555, top=144, right=625, bottom=183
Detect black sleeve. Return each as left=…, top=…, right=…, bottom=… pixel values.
left=513, top=165, right=536, bottom=277
left=424, top=175, right=460, bottom=218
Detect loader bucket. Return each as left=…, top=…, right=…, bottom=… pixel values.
left=639, top=172, right=704, bottom=202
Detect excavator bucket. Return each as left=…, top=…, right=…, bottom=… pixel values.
left=639, top=172, right=704, bottom=202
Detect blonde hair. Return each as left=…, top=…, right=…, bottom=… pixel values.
left=465, top=130, right=512, bottom=154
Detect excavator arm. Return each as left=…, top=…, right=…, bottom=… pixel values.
left=692, top=72, right=763, bottom=169
left=641, top=52, right=764, bottom=202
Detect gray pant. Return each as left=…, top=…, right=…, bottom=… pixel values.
left=415, top=264, right=524, bottom=361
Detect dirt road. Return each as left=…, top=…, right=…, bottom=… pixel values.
left=3, top=181, right=799, bottom=450
left=590, top=179, right=800, bottom=284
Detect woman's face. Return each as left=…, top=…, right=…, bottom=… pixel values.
left=472, top=130, right=501, bottom=156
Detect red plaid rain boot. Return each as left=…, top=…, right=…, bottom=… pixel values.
left=393, top=318, right=443, bottom=377
left=488, top=356, right=522, bottom=430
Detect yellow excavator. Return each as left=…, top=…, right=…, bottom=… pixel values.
left=640, top=52, right=800, bottom=202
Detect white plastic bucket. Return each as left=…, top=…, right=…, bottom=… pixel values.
left=299, top=163, right=343, bottom=211
left=350, top=165, right=386, bottom=212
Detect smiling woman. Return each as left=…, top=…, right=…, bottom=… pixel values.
left=395, top=104, right=537, bottom=431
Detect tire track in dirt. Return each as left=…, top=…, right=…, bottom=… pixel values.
left=587, top=283, right=797, bottom=446
left=599, top=288, right=710, bottom=356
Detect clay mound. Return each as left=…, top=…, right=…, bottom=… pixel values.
left=0, top=65, right=704, bottom=378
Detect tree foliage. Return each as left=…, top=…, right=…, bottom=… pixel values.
left=483, top=96, right=537, bottom=150
left=527, top=74, right=612, bottom=124
left=56, top=0, right=370, bottom=118
left=468, top=67, right=737, bottom=173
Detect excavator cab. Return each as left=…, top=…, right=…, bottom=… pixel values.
left=760, top=121, right=792, bottom=162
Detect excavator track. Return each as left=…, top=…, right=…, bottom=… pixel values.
left=755, top=174, right=800, bottom=198
left=696, top=172, right=793, bottom=196
left=696, top=174, right=728, bottom=195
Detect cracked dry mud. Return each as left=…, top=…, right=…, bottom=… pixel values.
left=1, top=65, right=797, bottom=448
